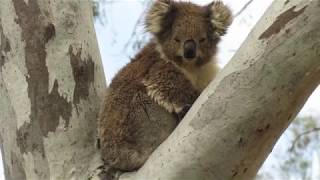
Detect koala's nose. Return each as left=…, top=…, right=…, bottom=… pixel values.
left=183, top=39, right=196, bottom=59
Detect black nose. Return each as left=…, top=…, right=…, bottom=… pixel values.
left=183, top=39, right=196, bottom=59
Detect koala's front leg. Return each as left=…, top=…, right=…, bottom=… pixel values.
left=142, top=63, right=199, bottom=119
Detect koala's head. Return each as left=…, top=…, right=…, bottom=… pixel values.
left=145, top=0, right=232, bottom=67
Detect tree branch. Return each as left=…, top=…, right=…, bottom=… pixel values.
left=289, top=127, right=320, bottom=152
left=122, top=1, right=153, bottom=54
left=234, top=0, right=254, bottom=18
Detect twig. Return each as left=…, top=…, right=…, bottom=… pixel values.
left=122, top=1, right=153, bottom=53
left=234, top=0, right=254, bottom=18
left=122, top=13, right=144, bottom=53
left=289, top=127, right=320, bottom=152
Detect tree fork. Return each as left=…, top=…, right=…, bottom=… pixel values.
left=120, top=0, right=320, bottom=179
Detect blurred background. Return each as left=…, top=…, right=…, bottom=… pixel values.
left=1, top=0, right=319, bottom=179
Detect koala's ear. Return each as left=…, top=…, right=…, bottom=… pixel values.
left=206, top=1, right=233, bottom=36
left=145, top=0, right=176, bottom=35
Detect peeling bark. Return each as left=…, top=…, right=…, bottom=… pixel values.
left=0, top=0, right=106, bottom=179
left=0, top=20, right=11, bottom=69
left=259, top=5, right=307, bottom=39
left=69, top=46, right=95, bottom=106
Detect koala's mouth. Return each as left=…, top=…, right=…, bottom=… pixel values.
left=175, top=55, right=204, bottom=66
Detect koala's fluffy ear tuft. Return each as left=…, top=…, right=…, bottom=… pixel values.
left=145, top=0, right=176, bottom=35
left=207, top=1, right=233, bottom=37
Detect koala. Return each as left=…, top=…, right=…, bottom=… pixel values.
left=98, top=0, right=232, bottom=172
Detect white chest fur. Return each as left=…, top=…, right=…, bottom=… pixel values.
left=179, top=60, right=220, bottom=92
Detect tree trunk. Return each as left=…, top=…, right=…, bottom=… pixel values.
left=0, top=0, right=106, bottom=179
left=120, top=0, right=320, bottom=180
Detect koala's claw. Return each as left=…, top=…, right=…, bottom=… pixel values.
left=176, top=105, right=191, bottom=121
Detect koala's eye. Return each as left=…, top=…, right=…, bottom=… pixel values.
left=174, top=37, right=181, bottom=43
left=199, top=38, right=206, bottom=43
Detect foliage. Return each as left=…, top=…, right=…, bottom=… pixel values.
left=92, top=0, right=99, bottom=18
left=258, top=116, right=320, bottom=180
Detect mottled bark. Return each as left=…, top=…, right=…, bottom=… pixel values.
left=120, top=0, right=320, bottom=180
left=0, top=0, right=106, bottom=179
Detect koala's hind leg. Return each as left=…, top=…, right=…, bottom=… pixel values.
left=101, top=142, right=150, bottom=171
left=102, top=91, right=177, bottom=171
